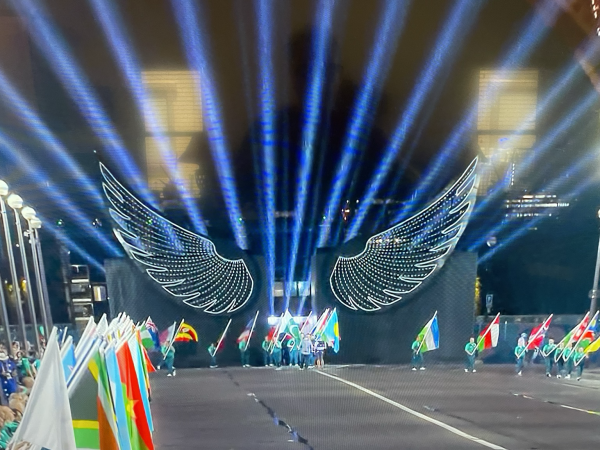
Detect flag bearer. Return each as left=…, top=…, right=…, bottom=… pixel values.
left=541, top=338, right=557, bottom=377
left=464, top=337, right=477, bottom=373
left=574, top=345, right=587, bottom=381
left=555, top=343, right=565, bottom=378
left=288, top=338, right=299, bottom=367
left=515, top=341, right=526, bottom=376
left=262, top=336, right=272, bottom=366
left=161, top=340, right=176, bottom=377
left=272, top=339, right=282, bottom=368
left=239, top=339, right=250, bottom=367
left=299, top=334, right=313, bottom=369
left=411, top=336, right=425, bottom=371
left=208, top=342, right=218, bottom=368
left=563, top=343, right=574, bottom=379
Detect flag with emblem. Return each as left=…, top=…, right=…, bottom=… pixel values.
left=322, top=308, right=340, bottom=353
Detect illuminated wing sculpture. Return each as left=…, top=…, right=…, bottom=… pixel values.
left=330, top=158, right=478, bottom=311
left=100, top=163, right=254, bottom=314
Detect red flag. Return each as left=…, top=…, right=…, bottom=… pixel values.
left=116, top=342, right=154, bottom=450
left=476, top=313, right=500, bottom=352
left=266, top=326, right=277, bottom=342
left=526, top=315, right=553, bottom=351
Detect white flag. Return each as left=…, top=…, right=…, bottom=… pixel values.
left=10, top=328, right=76, bottom=450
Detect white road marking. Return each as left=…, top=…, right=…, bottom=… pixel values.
left=316, top=370, right=506, bottom=450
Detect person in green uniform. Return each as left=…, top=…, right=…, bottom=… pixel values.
left=464, top=337, right=477, bottom=373
left=541, top=338, right=557, bottom=377
left=555, top=342, right=565, bottom=378
left=208, top=342, right=218, bottom=368
left=239, top=339, right=250, bottom=367
left=574, top=345, right=588, bottom=381
left=288, top=338, right=299, bottom=367
left=563, top=342, right=574, bottom=379
left=271, top=339, right=282, bottom=368
left=262, top=336, right=272, bottom=366
left=515, top=341, right=526, bottom=376
left=411, top=336, right=425, bottom=371
left=161, top=340, right=176, bottom=377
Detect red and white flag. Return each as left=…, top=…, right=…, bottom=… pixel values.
left=526, top=314, right=553, bottom=351
left=476, top=313, right=500, bottom=352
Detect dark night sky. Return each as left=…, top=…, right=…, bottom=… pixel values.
left=0, top=0, right=598, bottom=314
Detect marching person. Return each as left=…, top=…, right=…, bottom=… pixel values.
left=563, top=342, right=574, bottom=379
left=517, top=333, right=527, bottom=348
left=287, top=337, right=299, bottom=367
left=208, top=342, right=218, bottom=368
left=262, top=336, right=273, bottom=367
left=299, top=333, right=313, bottom=369
left=239, top=338, right=250, bottom=368
left=161, top=340, right=176, bottom=377
left=464, top=337, right=477, bottom=373
left=272, top=339, right=282, bottom=368
left=315, top=337, right=326, bottom=368
left=411, top=335, right=425, bottom=371
left=541, top=338, right=557, bottom=377
left=515, top=340, right=526, bottom=376
left=574, top=345, right=588, bottom=381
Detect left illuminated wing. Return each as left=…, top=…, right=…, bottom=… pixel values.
left=100, top=163, right=254, bottom=315
left=330, top=158, right=478, bottom=312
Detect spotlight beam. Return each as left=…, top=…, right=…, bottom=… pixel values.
left=89, top=0, right=207, bottom=235
left=0, top=69, right=105, bottom=210
left=255, top=0, right=277, bottom=313
left=346, top=0, right=483, bottom=242
left=409, top=1, right=561, bottom=212
left=478, top=175, right=594, bottom=263
left=0, top=131, right=121, bottom=257
left=285, top=0, right=337, bottom=305
left=9, top=0, right=155, bottom=206
left=317, top=0, right=412, bottom=248
left=476, top=89, right=597, bottom=215
left=171, top=0, right=249, bottom=247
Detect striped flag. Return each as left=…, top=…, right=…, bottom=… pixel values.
left=417, top=312, right=439, bottom=353
left=476, top=313, right=500, bottom=352
left=516, top=314, right=553, bottom=358
left=555, top=312, right=591, bottom=362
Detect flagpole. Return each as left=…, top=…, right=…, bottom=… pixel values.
left=245, top=311, right=260, bottom=352
left=212, top=319, right=232, bottom=357
left=417, top=311, right=437, bottom=354
left=162, top=319, right=185, bottom=360
left=516, top=314, right=552, bottom=360
left=300, top=311, right=313, bottom=335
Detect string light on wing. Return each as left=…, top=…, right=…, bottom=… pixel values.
left=100, top=163, right=254, bottom=315
left=330, top=158, right=478, bottom=312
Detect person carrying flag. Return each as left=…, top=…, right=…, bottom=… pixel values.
left=299, top=333, right=313, bottom=369
left=515, top=340, right=526, bottom=376
left=574, top=345, right=588, bottom=381
left=262, top=336, right=272, bottom=367
left=272, top=339, right=282, bottom=368
left=411, top=336, right=425, bottom=371
left=287, top=338, right=299, bottom=367
left=541, top=338, right=557, bottom=377
left=161, top=340, right=176, bottom=377
left=563, top=342, right=574, bottom=379
left=208, top=342, right=218, bottom=368
left=464, top=337, right=477, bottom=373
left=555, top=342, right=565, bottom=378
left=239, top=338, right=250, bottom=367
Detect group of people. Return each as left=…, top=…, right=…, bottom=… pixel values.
left=258, top=333, right=327, bottom=370
left=515, top=336, right=588, bottom=380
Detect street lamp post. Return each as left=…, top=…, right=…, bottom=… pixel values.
left=22, top=208, right=52, bottom=339
left=7, top=194, right=41, bottom=350
left=589, top=208, right=600, bottom=315
left=0, top=186, right=26, bottom=347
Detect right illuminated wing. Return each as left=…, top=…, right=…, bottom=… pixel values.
left=100, top=163, right=254, bottom=315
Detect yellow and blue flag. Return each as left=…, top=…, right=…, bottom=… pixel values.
left=322, top=309, right=340, bottom=353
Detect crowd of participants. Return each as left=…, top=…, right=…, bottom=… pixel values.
left=256, top=332, right=327, bottom=370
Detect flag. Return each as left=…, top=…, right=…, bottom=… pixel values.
left=476, top=313, right=500, bottom=352
left=283, top=311, right=302, bottom=344
left=62, top=340, right=76, bottom=382
left=312, top=309, right=331, bottom=338
left=212, top=319, right=232, bottom=356
left=572, top=311, right=599, bottom=365
left=116, top=341, right=154, bottom=450
left=10, top=328, right=77, bottom=450
left=159, top=322, right=177, bottom=356
left=146, top=317, right=158, bottom=334
left=585, top=335, right=600, bottom=354
left=75, top=317, right=97, bottom=359
left=555, top=312, right=591, bottom=362
left=417, top=312, right=439, bottom=353
left=95, top=351, right=120, bottom=450
left=237, top=312, right=259, bottom=351
left=140, top=320, right=160, bottom=351
left=322, top=309, right=340, bottom=353
left=526, top=314, right=553, bottom=351
left=128, top=334, right=154, bottom=433
left=174, top=322, right=199, bottom=342
left=299, top=312, right=314, bottom=334
left=105, top=344, right=132, bottom=450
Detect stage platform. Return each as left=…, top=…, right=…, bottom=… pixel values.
left=150, top=364, right=600, bottom=449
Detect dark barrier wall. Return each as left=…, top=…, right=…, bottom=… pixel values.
left=106, top=251, right=476, bottom=367
left=315, top=251, right=477, bottom=365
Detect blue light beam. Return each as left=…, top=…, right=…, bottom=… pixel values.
left=90, top=0, right=208, bottom=235
left=317, top=0, right=413, bottom=248
left=0, top=131, right=121, bottom=257
left=285, top=0, right=337, bottom=305
left=346, top=0, right=483, bottom=242
left=0, top=69, right=105, bottom=210
left=9, top=0, right=155, bottom=207
left=408, top=1, right=561, bottom=214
